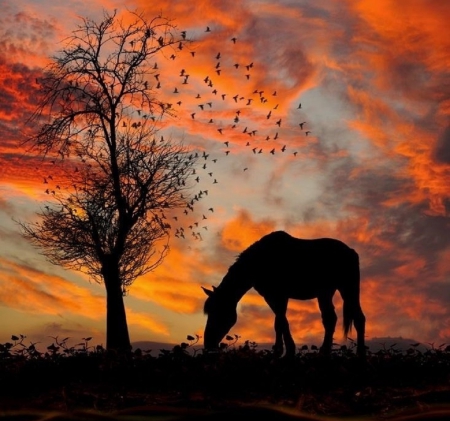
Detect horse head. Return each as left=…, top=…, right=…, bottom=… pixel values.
left=202, top=286, right=237, bottom=350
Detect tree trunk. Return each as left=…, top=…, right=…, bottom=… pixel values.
left=103, top=261, right=131, bottom=352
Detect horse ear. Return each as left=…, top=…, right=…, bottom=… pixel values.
left=202, top=286, right=214, bottom=296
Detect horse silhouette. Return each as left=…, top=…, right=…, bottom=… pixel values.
left=202, top=231, right=366, bottom=357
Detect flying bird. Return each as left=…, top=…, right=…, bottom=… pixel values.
left=299, top=122, right=306, bottom=129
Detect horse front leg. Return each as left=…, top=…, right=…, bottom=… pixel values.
left=273, top=315, right=284, bottom=357
left=318, top=292, right=337, bottom=355
left=267, top=296, right=295, bottom=358
left=273, top=313, right=296, bottom=357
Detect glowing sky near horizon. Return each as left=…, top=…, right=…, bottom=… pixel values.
left=1, top=0, right=450, bottom=350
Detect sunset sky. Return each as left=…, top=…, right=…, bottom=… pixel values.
left=1, top=0, right=450, bottom=352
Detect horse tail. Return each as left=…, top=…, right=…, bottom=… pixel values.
left=342, top=248, right=361, bottom=339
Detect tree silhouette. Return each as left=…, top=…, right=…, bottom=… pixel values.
left=18, top=9, right=199, bottom=352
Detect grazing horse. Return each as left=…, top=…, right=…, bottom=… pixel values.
left=202, top=231, right=366, bottom=357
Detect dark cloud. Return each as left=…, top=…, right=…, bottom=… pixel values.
left=434, top=124, right=450, bottom=164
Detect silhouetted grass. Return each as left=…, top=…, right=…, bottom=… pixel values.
left=1, top=335, right=450, bottom=417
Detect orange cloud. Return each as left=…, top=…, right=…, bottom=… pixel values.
left=0, top=256, right=176, bottom=339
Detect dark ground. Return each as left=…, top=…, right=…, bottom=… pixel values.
left=2, top=342, right=450, bottom=420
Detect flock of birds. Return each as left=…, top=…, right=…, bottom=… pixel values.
left=40, top=25, right=312, bottom=245
left=151, top=27, right=312, bottom=242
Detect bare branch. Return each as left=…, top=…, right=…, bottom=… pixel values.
left=19, top=9, right=199, bottom=288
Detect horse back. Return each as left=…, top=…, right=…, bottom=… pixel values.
left=247, top=234, right=359, bottom=299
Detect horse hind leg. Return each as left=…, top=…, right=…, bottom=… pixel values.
left=318, top=292, right=337, bottom=355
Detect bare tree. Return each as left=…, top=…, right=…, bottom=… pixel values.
left=18, top=9, right=200, bottom=352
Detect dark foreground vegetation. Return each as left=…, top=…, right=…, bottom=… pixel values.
left=1, top=335, right=450, bottom=420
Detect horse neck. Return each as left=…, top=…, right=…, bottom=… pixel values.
left=218, top=267, right=252, bottom=303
